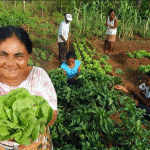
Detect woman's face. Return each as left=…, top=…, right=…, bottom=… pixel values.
left=66, top=58, right=75, bottom=66
left=0, top=36, right=29, bottom=80
left=110, top=11, right=115, bottom=20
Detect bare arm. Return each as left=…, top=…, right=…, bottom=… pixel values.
left=114, top=85, right=132, bottom=94
left=78, top=65, right=81, bottom=73
left=46, top=110, right=58, bottom=127
left=60, top=35, right=67, bottom=42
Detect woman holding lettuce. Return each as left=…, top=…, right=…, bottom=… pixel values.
left=0, top=26, right=57, bottom=150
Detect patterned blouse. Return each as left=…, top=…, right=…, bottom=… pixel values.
left=0, top=66, right=57, bottom=149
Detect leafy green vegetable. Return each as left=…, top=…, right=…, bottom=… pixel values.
left=0, top=88, right=53, bottom=145
left=126, top=51, right=135, bottom=58
left=138, top=65, right=150, bottom=73
left=104, top=65, right=112, bottom=73
left=133, top=51, right=143, bottom=59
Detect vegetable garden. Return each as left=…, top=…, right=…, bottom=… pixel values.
left=48, top=39, right=150, bottom=150
left=0, top=0, right=149, bottom=149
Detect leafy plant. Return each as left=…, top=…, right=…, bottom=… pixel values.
left=48, top=53, right=54, bottom=61
left=35, top=63, right=40, bottom=67
left=126, top=51, right=134, bottom=58
left=104, top=65, right=112, bottom=73
left=28, top=59, right=34, bottom=66
left=115, top=68, right=124, bottom=75
left=138, top=65, right=150, bottom=73
left=100, top=57, right=108, bottom=65
left=40, top=52, right=46, bottom=60
left=0, top=88, right=53, bottom=145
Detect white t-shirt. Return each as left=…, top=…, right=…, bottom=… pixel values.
left=58, top=20, right=70, bottom=42
left=106, top=16, right=117, bottom=35
left=139, top=83, right=150, bottom=98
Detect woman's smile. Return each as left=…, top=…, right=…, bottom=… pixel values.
left=3, top=68, right=18, bottom=73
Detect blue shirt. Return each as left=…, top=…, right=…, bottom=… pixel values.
left=60, top=60, right=81, bottom=79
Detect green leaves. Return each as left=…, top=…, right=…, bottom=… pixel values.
left=138, top=65, right=150, bottom=73
left=127, top=50, right=150, bottom=59
left=0, top=88, right=53, bottom=145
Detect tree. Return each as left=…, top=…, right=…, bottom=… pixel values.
left=137, top=0, right=142, bottom=10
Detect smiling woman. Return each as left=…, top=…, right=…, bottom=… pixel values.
left=0, top=26, right=57, bottom=150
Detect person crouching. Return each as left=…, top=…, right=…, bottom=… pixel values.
left=60, top=51, right=81, bottom=85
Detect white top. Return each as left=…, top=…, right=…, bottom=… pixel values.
left=58, top=20, right=70, bottom=42
left=106, top=16, right=117, bottom=35
left=139, top=83, right=150, bottom=98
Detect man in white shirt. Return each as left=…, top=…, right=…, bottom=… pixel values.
left=58, top=14, right=72, bottom=63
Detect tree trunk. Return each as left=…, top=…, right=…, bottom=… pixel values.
left=61, top=2, right=62, bottom=13
left=14, top=1, right=16, bottom=8
left=137, top=0, right=142, bottom=10
left=42, top=1, right=44, bottom=18
left=23, top=0, right=25, bottom=12
left=3, top=0, right=5, bottom=6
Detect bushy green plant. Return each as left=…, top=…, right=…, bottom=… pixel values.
left=0, top=88, right=53, bottom=145
left=28, top=59, right=34, bottom=66
left=40, top=52, right=46, bottom=60
left=48, top=68, right=150, bottom=149
left=138, top=65, right=150, bottom=73
left=35, top=63, right=40, bottom=67
left=115, top=68, right=124, bottom=75
left=126, top=51, right=135, bottom=58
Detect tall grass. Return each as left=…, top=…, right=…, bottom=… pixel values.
left=71, top=0, right=150, bottom=39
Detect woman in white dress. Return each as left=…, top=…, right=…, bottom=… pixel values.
left=103, top=9, right=118, bottom=55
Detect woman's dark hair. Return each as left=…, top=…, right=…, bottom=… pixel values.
left=66, top=51, right=76, bottom=60
left=0, top=26, right=32, bottom=54
left=108, top=9, right=116, bottom=15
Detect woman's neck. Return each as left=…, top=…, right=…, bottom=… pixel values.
left=0, top=75, right=25, bottom=86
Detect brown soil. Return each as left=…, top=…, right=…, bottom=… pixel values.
left=92, top=36, right=150, bottom=93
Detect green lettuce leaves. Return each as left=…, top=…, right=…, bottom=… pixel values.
left=0, top=88, right=53, bottom=145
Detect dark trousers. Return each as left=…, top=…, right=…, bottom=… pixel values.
left=138, top=103, right=150, bottom=114
left=58, top=42, right=67, bottom=63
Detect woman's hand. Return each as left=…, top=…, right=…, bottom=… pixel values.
left=46, top=110, right=58, bottom=127
left=114, top=85, right=129, bottom=93
left=114, top=85, right=123, bottom=90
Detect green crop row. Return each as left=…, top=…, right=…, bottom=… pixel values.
left=74, top=39, right=112, bottom=74
left=138, top=65, right=150, bottom=74
left=48, top=67, right=150, bottom=149
left=126, top=50, right=150, bottom=59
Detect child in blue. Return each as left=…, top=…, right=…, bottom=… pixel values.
left=60, top=51, right=81, bottom=84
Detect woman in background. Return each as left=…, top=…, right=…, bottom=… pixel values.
left=103, top=9, right=118, bottom=55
